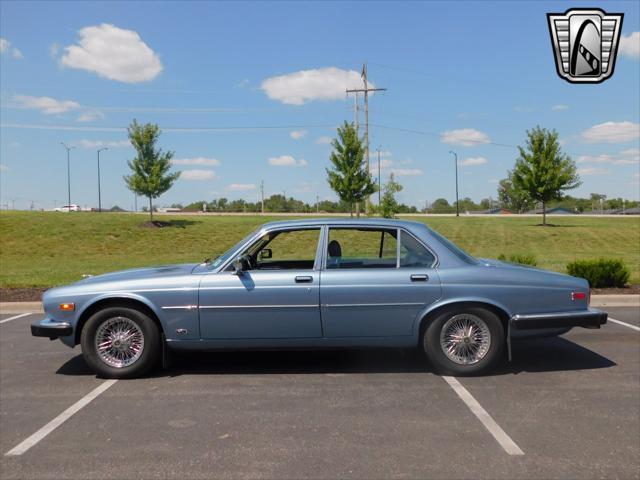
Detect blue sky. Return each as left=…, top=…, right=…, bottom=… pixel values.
left=1, top=0, right=639, bottom=211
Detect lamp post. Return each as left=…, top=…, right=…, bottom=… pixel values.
left=449, top=150, right=459, bottom=217
left=97, top=147, right=108, bottom=212
left=61, top=143, right=76, bottom=210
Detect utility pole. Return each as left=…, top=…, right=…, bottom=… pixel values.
left=61, top=142, right=75, bottom=209
left=316, top=195, right=320, bottom=214
left=134, top=194, right=137, bottom=213
left=260, top=180, right=265, bottom=215
left=97, top=147, right=108, bottom=212
left=377, top=147, right=382, bottom=205
left=346, top=63, right=386, bottom=214
left=449, top=151, right=459, bottom=217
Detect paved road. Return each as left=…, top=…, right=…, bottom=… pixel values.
left=1, top=307, right=638, bottom=479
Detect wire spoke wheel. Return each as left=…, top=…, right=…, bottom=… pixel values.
left=439, top=314, right=491, bottom=365
left=94, top=316, right=145, bottom=368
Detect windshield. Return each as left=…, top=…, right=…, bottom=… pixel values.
left=426, top=227, right=479, bottom=265
left=208, top=228, right=260, bottom=269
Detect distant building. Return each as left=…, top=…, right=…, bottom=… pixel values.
left=525, top=207, right=578, bottom=215
left=471, top=208, right=514, bottom=215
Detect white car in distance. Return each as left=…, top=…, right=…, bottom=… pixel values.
left=54, top=204, right=82, bottom=212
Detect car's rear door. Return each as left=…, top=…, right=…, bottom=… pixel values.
left=320, top=226, right=441, bottom=337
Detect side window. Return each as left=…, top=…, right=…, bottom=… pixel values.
left=327, top=228, right=397, bottom=269
left=240, top=229, right=320, bottom=271
left=400, top=231, right=436, bottom=268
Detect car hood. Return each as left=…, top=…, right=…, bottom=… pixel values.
left=73, top=263, right=200, bottom=285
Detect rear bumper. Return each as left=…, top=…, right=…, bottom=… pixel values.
left=31, top=318, right=73, bottom=339
left=510, top=308, right=607, bottom=330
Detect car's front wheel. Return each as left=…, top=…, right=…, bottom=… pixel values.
left=422, top=307, right=504, bottom=375
left=80, top=307, right=161, bottom=379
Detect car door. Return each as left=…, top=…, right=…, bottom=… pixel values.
left=198, top=227, right=323, bottom=339
left=320, top=226, right=441, bottom=337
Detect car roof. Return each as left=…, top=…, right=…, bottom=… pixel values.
left=260, top=217, right=428, bottom=230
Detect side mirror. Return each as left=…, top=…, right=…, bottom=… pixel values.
left=259, top=248, right=272, bottom=260
left=233, top=256, right=247, bottom=275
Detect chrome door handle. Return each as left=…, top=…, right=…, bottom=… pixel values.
left=410, top=274, right=428, bottom=282
left=295, top=276, right=313, bottom=283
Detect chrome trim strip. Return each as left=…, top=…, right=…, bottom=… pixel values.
left=161, top=305, right=198, bottom=310
left=199, top=304, right=318, bottom=309
left=323, top=302, right=425, bottom=308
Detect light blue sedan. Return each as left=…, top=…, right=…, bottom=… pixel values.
left=31, top=219, right=607, bottom=378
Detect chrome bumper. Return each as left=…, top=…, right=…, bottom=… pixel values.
left=510, top=308, right=607, bottom=330
left=31, top=318, right=73, bottom=339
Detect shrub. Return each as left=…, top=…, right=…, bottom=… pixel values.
left=566, top=259, right=630, bottom=288
left=497, top=253, right=538, bottom=266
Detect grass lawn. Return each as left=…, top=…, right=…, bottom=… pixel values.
left=1, top=211, right=638, bottom=288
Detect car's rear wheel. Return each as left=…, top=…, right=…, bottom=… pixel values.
left=422, top=307, right=504, bottom=375
left=80, top=307, right=160, bottom=379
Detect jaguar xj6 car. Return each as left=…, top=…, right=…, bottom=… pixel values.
left=31, top=219, right=607, bottom=378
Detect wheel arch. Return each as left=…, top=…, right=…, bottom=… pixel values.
left=74, top=295, right=165, bottom=345
left=416, top=298, right=512, bottom=345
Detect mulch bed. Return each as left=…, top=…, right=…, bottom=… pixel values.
left=2, top=285, right=639, bottom=303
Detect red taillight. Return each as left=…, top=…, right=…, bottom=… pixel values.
left=571, top=292, right=586, bottom=301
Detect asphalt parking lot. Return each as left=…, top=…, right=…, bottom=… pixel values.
left=1, top=307, right=638, bottom=479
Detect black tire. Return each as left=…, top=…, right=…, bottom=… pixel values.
left=422, top=307, right=504, bottom=376
left=80, top=307, right=161, bottom=379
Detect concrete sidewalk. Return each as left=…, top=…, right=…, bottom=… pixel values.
left=1, top=295, right=638, bottom=315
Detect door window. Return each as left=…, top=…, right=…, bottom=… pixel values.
left=326, top=228, right=398, bottom=269
left=237, top=228, right=321, bottom=271
left=400, top=231, right=436, bottom=268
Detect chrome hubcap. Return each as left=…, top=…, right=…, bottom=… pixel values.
left=95, top=317, right=144, bottom=368
left=440, top=314, right=491, bottom=365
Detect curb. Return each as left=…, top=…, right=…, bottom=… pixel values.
left=1, top=295, right=638, bottom=315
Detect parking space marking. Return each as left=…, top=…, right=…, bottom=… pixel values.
left=4, top=379, right=118, bottom=457
left=0, top=313, right=31, bottom=325
left=442, top=376, right=524, bottom=456
left=609, top=317, right=640, bottom=332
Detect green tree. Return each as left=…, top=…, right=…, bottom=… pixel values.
left=511, top=126, right=581, bottom=225
left=124, top=120, right=180, bottom=221
left=379, top=173, right=403, bottom=218
left=326, top=122, right=377, bottom=218
left=498, top=172, right=534, bottom=213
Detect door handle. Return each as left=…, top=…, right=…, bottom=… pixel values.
left=410, top=274, right=429, bottom=282
left=295, top=276, right=313, bottom=283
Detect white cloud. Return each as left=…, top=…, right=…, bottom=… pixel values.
left=227, top=183, right=256, bottom=191
left=14, top=94, right=80, bottom=114
left=578, top=167, right=611, bottom=176
left=180, top=170, right=217, bottom=181
left=0, top=38, right=8, bottom=54
left=261, top=67, right=371, bottom=105
left=316, top=136, right=333, bottom=145
left=460, top=156, right=488, bottom=166
left=290, top=129, right=308, bottom=140
left=0, top=164, right=8, bottom=171
left=619, top=32, right=640, bottom=59
left=551, top=104, right=569, bottom=111
left=49, top=43, right=60, bottom=58
left=77, top=110, right=105, bottom=122
left=581, top=121, right=640, bottom=143
left=173, top=157, right=221, bottom=166
left=268, top=155, right=307, bottom=167
left=577, top=148, right=639, bottom=165
left=12, top=48, right=23, bottom=59
left=61, top=23, right=162, bottom=83
left=75, top=139, right=130, bottom=149
left=441, top=128, right=490, bottom=146
left=390, top=168, right=423, bottom=176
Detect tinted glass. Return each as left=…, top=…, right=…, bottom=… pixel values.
left=327, top=228, right=397, bottom=269
left=400, top=231, right=436, bottom=268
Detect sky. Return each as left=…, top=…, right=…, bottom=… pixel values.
left=0, top=0, right=639, bottom=211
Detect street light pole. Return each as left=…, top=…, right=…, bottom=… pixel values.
left=61, top=143, right=76, bottom=210
left=97, top=147, right=108, bottom=212
left=449, top=150, right=459, bottom=217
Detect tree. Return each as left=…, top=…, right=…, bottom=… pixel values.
left=326, top=122, right=377, bottom=218
left=124, top=120, right=180, bottom=221
left=511, top=126, right=581, bottom=225
left=379, top=173, right=403, bottom=218
left=498, top=172, right=534, bottom=213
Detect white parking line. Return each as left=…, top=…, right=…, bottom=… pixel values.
left=609, top=317, right=640, bottom=332
left=0, top=313, right=31, bottom=325
left=442, top=376, right=524, bottom=456
left=5, top=380, right=118, bottom=456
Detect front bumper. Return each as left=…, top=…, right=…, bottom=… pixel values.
left=511, top=308, right=607, bottom=330
left=31, top=318, right=73, bottom=339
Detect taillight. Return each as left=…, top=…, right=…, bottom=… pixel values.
left=571, top=292, right=586, bottom=301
